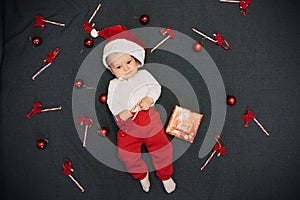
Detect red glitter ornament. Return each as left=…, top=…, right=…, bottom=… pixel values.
left=32, top=36, right=42, bottom=46
left=36, top=138, right=48, bottom=149
left=193, top=42, right=203, bottom=52
left=139, top=14, right=150, bottom=25
left=74, top=79, right=96, bottom=90
left=99, top=93, right=107, bottom=103
left=84, top=38, right=94, bottom=48
left=98, top=127, right=109, bottom=136
left=74, top=79, right=84, bottom=88
left=227, top=95, right=236, bottom=106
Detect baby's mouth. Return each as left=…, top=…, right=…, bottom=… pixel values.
left=125, top=70, right=133, bottom=76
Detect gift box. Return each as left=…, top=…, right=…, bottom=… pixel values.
left=166, top=105, right=204, bottom=143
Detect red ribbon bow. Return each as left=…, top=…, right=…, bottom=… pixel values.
left=34, top=15, right=45, bottom=29
left=77, top=114, right=93, bottom=127
left=213, top=142, right=226, bottom=156
left=214, top=33, right=230, bottom=50
left=82, top=21, right=95, bottom=34
left=44, top=48, right=60, bottom=63
left=159, top=26, right=176, bottom=38
left=239, top=0, right=252, bottom=15
left=239, top=0, right=252, bottom=10
left=62, top=158, right=73, bottom=176
left=26, top=102, right=42, bottom=118
left=242, top=109, right=255, bottom=127
left=214, top=32, right=223, bottom=46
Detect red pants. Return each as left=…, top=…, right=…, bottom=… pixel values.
left=116, top=107, right=173, bottom=181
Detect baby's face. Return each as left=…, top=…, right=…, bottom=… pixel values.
left=107, top=53, right=139, bottom=80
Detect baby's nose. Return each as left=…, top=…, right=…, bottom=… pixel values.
left=123, top=65, right=130, bottom=71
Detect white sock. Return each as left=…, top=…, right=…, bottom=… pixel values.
left=139, top=172, right=150, bottom=192
left=162, top=177, right=176, bottom=193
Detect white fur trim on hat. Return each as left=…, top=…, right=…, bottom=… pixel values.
left=102, top=39, right=145, bottom=68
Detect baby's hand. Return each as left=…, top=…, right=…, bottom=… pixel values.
left=139, top=96, right=153, bottom=110
left=119, top=110, right=133, bottom=121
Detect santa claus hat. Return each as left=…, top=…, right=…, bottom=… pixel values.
left=99, top=25, right=145, bottom=68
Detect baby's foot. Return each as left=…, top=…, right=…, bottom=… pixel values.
left=162, top=177, right=176, bottom=193
left=139, top=172, right=150, bottom=192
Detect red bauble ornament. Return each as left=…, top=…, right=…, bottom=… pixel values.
left=139, top=14, right=150, bottom=25
left=74, top=79, right=84, bottom=88
left=98, top=127, right=109, bottom=136
left=227, top=95, right=237, bottom=106
left=193, top=42, right=203, bottom=52
left=84, top=38, right=94, bottom=48
left=36, top=139, right=48, bottom=149
left=99, top=93, right=107, bottom=103
left=32, top=36, right=42, bottom=46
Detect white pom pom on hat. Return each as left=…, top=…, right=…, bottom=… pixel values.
left=100, top=25, right=145, bottom=68
left=90, top=29, right=99, bottom=38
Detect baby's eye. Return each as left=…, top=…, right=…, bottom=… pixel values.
left=127, top=60, right=131, bottom=64
left=116, top=66, right=121, bottom=69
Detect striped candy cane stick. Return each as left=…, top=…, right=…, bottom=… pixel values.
left=192, top=28, right=217, bottom=43
left=88, top=3, right=102, bottom=24
left=77, top=114, right=93, bottom=147
left=62, top=158, right=85, bottom=192
left=131, top=105, right=141, bottom=121
left=242, top=110, right=270, bottom=136
left=192, top=28, right=230, bottom=50
left=151, top=26, right=176, bottom=53
left=219, top=0, right=252, bottom=16
left=201, top=134, right=225, bottom=170
left=32, top=48, right=60, bottom=80
left=34, top=16, right=65, bottom=29
left=26, top=102, right=62, bottom=118
left=82, top=3, right=102, bottom=36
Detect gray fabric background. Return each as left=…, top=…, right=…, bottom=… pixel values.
left=1, top=0, right=299, bottom=199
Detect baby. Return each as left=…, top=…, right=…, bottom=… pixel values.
left=101, top=25, right=176, bottom=193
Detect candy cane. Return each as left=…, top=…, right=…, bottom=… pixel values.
left=62, top=158, right=85, bottom=192
left=68, top=175, right=85, bottom=192
left=41, top=106, right=62, bottom=113
left=77, top=114, right=93, bottom=147
left=200, top=150, right=217, bottom=171
left=88, top=3, right=102, bottom=24
left=192, top=28, right=230, bottom=50
left=151, top=26, right=176, bottom=53
left=131, top=104, right=141, bottom=120
left=34, top=16, right=65, bottom=29
left=200, top=135, right=225, bottom=170
left=219, top=0, right=252, bottom=16
left=32, top=63, right=52, bottom=80
left=43, top=19, right=65, bottom=27
left=26, top=102, right=62, bottom=118
left=192, top=28, right=217, bottom=43
left=82, top=3, right=102, bottom=36
left=32, top=48, right=60, bottom=80
left=242, top=110, right=270, bottom=136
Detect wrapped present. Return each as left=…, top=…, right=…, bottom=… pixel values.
left=166, top=105, right=204, bottom=143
